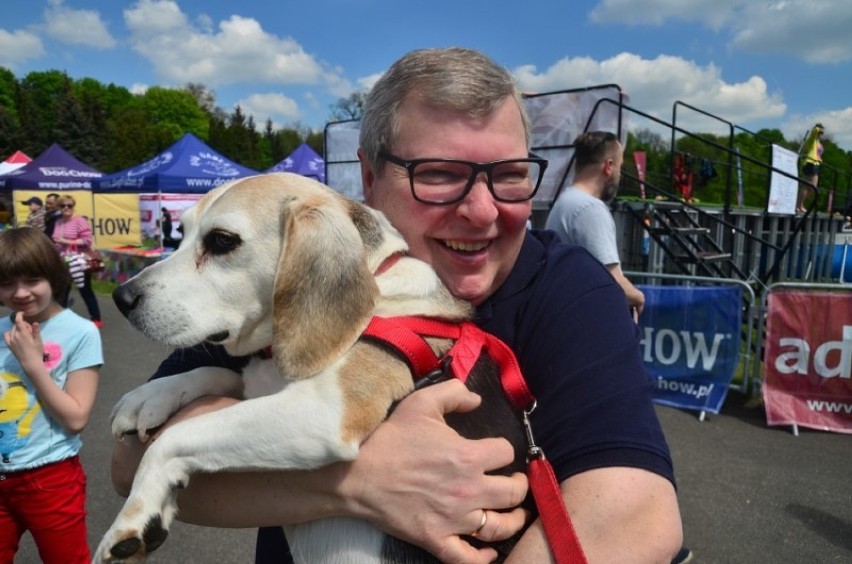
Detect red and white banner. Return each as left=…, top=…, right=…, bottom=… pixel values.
left=763, top=289, right=852, bottom=433
left=633, top=151, right=647, bottom=199
left=139, top=193, right=201, bottom=239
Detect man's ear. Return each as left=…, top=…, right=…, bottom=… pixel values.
left=358, top=148, right=376, bottom=205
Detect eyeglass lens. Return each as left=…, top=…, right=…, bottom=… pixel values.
left=410, top=160, right=542, bottom=203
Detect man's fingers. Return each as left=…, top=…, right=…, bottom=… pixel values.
left=479, top=471, right=529, bottom=512
left=473, top=507, right=529, bottom=543
left=412, top=378, right=483, bottom=416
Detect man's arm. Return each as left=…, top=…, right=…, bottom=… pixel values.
left=606, top=263, right=645, bottom=316
left=505, top=467, right=681, bottom=563
left=111, top=379, right=529, bottom=564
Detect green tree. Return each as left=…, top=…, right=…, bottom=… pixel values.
left=141, top=86, right=209, bottom=141
left=329, top=92, right=367, bottom=121
left=18, top=70, right=69, bottom=152
left=52, top=75, right=100, bottom=167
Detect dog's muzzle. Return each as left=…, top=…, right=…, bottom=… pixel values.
left=113, top=284, right=142, bottom=317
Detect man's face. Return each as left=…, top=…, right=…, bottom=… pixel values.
left=362, top=97, right=531, bottom=305
left=45, top=197, right=57, bottom=211
left=601, top=142, right=624, bottom=202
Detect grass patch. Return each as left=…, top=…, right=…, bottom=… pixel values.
left=92, top=279, right=118, bottom=296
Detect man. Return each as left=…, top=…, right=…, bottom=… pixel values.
left=545, top=131, right=646, bottom=319
left=113, top=48, right=682, bottom=563
left=43, top=193, right=62, bottom=237
left=20, top=196, right=45, bottom=231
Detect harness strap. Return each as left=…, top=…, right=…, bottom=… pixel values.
left=361, top=315, right=587, bottom=564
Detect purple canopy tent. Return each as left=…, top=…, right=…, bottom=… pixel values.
left=93, top=133, right=258, bottom=193
left=0, top=143, right=102, bottom=191
left=266, top=143, right=325, bottom=183
left=92, top=133, right=259, bottom=248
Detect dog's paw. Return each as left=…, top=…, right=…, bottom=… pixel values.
left=111, top=380, right=186, bottom=440
left=93, top=515, right=169, bottom=563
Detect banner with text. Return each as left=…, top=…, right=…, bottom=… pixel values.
left=92, top=193, right=139, bottom=248
left=763, top=289, right=852, bottom=434
left=639, top=285, right=742, bottom=413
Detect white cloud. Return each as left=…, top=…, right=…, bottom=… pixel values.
left=123, top=0, right=345, bottom=91
left=238, top=92, right=301, bottom=128
left=44, top=0, right=116, bottom=49
left=785, top=109, right=852, bottom=152
left=0, top=29, right=45, bottom=68
left=589, top=0, right=852, bottom=63
left=513, top=52, right=786, bottom=134
left=590, top=0, right=736, bottom=29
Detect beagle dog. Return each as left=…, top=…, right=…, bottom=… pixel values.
left=96, top=173, right=527, bottom=563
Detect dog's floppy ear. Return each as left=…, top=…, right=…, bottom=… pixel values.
left=272, top=194, right=378, bottom=379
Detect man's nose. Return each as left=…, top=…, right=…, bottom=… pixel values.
left=456, top=174, right=499, bottom=224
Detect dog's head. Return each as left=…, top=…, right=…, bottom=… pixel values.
left=114, top=173, right=406, bottom=379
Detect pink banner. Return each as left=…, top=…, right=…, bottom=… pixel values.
left=763, top=290, right=852, bottom=433
left=633, top=151, right=647, bottom=199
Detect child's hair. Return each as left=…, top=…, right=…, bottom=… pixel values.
left=0, top=228, right=71, bottom=300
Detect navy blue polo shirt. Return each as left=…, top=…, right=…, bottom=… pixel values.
left=475, top=229, right=673, bottom=483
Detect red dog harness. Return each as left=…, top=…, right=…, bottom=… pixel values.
left=363, top=316, right=588, bottom=564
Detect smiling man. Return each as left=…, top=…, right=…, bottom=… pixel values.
left=113, top=47, right=683, bottom=563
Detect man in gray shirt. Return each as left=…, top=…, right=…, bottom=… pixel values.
left=546, top=131, right=645, bottom=319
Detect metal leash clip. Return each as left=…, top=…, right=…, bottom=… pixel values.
left=522, top=400, right=542, bottom=460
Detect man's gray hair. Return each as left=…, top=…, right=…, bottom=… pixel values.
left=359, top=47, right=529, bottom=171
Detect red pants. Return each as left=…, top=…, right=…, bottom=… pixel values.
left=0, top=456, right=89, bottom=564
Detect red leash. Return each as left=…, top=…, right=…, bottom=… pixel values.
left=363, top=316, right=588, bottom=564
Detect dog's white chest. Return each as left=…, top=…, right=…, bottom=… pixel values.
left=243, top=357, right=287, bottom=398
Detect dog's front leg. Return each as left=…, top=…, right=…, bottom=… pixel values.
left=95, top=369, right=387, bottom=563
left=111, top=366, right=244, bottom=441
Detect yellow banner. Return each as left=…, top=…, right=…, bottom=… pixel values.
left=92, top=194, right=141, bottom=248
left=9, top=190, right=141, bottom=249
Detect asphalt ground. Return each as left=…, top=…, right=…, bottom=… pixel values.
left=9, top=294, right=851, bottom=563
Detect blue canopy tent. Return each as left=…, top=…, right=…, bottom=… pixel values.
left=92, top=133, right=258, bottom=248
left=267, top=142, right=325, bottom=183
left=93, top=133, right=258, bottom=193
left=0, top=143, right=102, bottom=190
left=0, top=143, right=102, bottom=228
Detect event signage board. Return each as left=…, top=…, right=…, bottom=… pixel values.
left=767, top=143, right=798, bottom=215
left=763, top=289, right=852, bottom=434
left=638, top=285, right=742, bottom=413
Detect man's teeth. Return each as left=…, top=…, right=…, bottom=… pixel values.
left=444, top=240, right=488, bottom=252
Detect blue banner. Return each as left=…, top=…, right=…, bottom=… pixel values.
left=638, top=285, right=743, bottom=414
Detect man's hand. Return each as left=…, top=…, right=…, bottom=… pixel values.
left=340, top=379, right=529, bottom=563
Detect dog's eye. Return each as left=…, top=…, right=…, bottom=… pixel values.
left=204, top=229, right=242, bottom=255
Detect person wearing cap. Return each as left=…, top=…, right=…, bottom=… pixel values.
left=21, top=196, right=46, bottom=231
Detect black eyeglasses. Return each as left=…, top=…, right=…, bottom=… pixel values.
left=60, top=204, right=74, bottom=209
left=379, top=152, right=548, bottom=205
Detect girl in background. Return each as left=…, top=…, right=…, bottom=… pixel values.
left=0, top=228, right=103, bottom=563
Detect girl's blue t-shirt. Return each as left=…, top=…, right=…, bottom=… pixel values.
left=0, top=308, right=103, bottom=471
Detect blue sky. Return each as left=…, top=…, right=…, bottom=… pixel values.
left=2, top=0, right=852, bottom=149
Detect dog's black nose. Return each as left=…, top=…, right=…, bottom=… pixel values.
left=113, top=284, right=142, bottom=317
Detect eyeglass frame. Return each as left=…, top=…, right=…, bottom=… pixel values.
left=378, top=151, right=548, bottom=205
left=59, top=203, right=75, bottom=209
